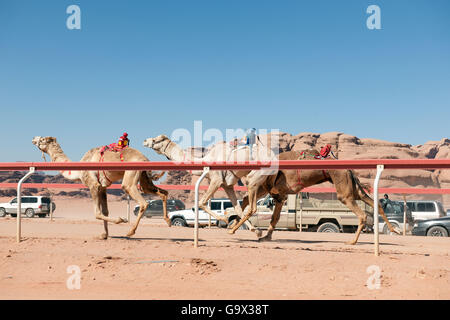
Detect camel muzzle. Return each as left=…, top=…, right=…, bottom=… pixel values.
left=32, top=136, right=42, bottom=146
left=143, top=139, right=154, bottom=148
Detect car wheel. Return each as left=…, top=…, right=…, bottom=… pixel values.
left=171, top=217, right=187, bottom=227
left=0, top=208, right=6, bottom=218
left=426, top=226, right=448, bottom=237
left=25, top=208, right=35, bottom=218
left=383, top=222, right=399, bottom=235
left=317, top=222, right=340, bottom=233
left=227, top=219, right=248, bottom=230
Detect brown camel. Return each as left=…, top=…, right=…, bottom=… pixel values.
left=230, top=149, right=401, bottom=245
left=143, top=134, right=278, bottom=236
left=32, top=136, right=169, bottom=239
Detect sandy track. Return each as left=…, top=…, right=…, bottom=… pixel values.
left=1, top=214, right=449, bottom=300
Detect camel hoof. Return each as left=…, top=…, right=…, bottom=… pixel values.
left=227, top=229, right=236, bottom=235
left=98, top=233, right=108, bottom=240
left=165, top=219, right=172, bottom=227
left=126, top=230, right=135, bottom=237
left=254, top=229, right=263, bottom=238
left=117, top=217, right=128, bottom=224
left=227, top=220, right=237, bottom=229
left=345, top=241, right=357, bottom=245
left=258, top=236, right=271, bottom=242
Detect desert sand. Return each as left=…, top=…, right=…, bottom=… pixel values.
left=0, top=198, right=449, bottom=300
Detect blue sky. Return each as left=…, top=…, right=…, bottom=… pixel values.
left=1, top=0, right=449, bottom=162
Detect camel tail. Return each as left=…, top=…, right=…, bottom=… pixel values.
left=349, top=171, right=372, bottom=202
left=349, top=170, right=399, bottom=233
left=349, top=171, right=375, bottom=216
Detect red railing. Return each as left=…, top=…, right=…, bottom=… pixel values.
left=1, top=159, right=450, bottom=171
left=1, top=159, right=450, bottom=194
left=0, top=183, right=449, bottom=194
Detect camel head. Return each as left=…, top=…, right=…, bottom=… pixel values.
left=32, top=136, right=57, bottom=153
left=143, top=135, right=171, bottom=155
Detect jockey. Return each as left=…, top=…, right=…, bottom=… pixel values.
left=117, top=132, right=130, bottom=150
left=319, top=144, right=332, bottom=158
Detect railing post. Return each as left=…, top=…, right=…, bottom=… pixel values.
left=127, top=195, right=131, bottom=224
left=194, top=167, right=210, bottom=248
left=373, top=164, right=384, bottom=256
left=17, top=167, right=35, bottom=243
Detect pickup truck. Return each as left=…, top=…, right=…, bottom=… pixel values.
left=224, top=193, right=413, bottom=234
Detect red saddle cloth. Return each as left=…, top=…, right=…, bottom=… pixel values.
left=100, top=143, right=121, bottom=154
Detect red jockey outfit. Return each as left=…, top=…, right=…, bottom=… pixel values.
left=117, top=132, right=130, bottom=150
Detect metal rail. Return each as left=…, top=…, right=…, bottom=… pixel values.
left=0, top=159, right=450, bottom=171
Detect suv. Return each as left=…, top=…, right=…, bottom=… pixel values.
left=168, top=198, right=240, bottom=227
left=406, top=201, right=446, bottom=222
left=133, top=199, right=185, bottom=218
left=0, top=196, right=56, bottom=218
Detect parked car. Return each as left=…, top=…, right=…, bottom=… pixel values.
left=133, top=199, right=185, bottom=218
left=0, top=196, right=56, bottom=218
left=411, top=216, right=450, bottom=237
left=406, top=200, right=446, bottom=222
left=168, top=198, right=240, bottom=227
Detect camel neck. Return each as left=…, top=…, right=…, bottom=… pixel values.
left=46, top=144, right=71, bottom=162
left=164, top=142, right=200, bottom=162
left=45, top=143, right=81, bottom=181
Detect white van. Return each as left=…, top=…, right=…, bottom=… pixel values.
left=406, top=201, right=446, bottom=222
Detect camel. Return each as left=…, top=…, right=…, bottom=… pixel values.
left=229, top=149, right=401, bottom=245
left=143, top=134, right=278, bottom=236
left=32, top=136, right=169, bottom=239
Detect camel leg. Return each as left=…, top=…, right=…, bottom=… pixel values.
left=139, top=175, right=170, bottom=226
left=258, top=196, right=285, bottom=242
left=155, top=188, right=169, bottom=226
left=338, top=197, right=368, bottom=245
left=123, top=173, right=149, bottom=237
left=198, top=178, right=228, bottom=223
left=99, top=188, right=109, bottom=239
left=89, top=185, right=126, bottom=240
left=229, top=185, right=260, bottom=234
left=222, top=186, right=260, bottom=237
left=358, top=192, right=401, bottom=235
left=124, top=187, right=148, bottom=237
